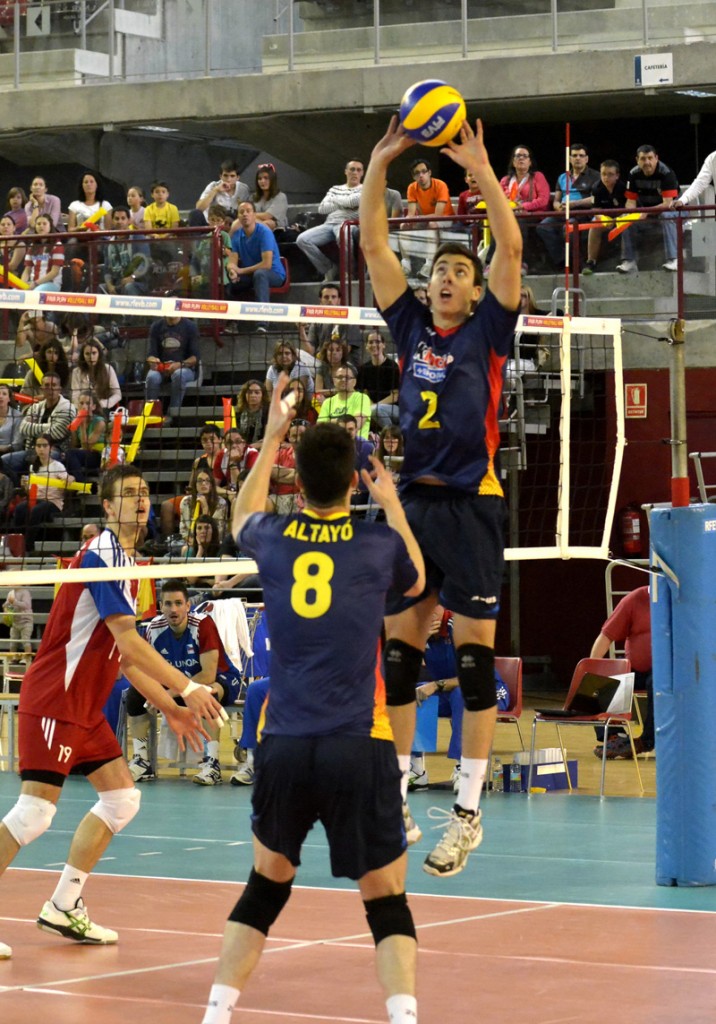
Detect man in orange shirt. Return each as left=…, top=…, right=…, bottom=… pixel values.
left=399, top=158, right=455, bottom=280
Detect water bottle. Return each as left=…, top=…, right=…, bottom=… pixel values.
left=492, top=758, right=503, bottom=793
left=510, top=759, right=522, bottom=793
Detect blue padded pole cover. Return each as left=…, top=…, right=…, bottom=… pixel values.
left=650, top=504, right=716, bottom=886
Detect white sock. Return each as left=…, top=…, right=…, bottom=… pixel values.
left=387, top=993, right=418, bottom=1023
left=409, top=754, right=425, bottom=775
left=207, top=740, right=220, bottom=759
left=131, top=713, right=150, bottom=758
left=456, top=758, right=489, bottom=814
left=246, top=748, right=254, bottom=767
left=202, top=984, right=240, bottom=1024
left=51, top=864, right=88, bottom=911
left=397, top=754, right=411, bottom=801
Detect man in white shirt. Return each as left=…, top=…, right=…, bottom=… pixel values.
left=673, top=150, right=716, bottom=209
left=188, top=160, right=250, bottom=226
left=296, top=160, right=363, bottom=281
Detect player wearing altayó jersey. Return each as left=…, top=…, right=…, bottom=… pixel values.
left=200, top=374, right=425, bottom=1024
left=0, top=464, right=226, bottom=962
left=360, top=115, right=522, bottom=878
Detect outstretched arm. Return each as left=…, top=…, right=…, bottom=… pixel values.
left=359, top=116, right=416, bottom=312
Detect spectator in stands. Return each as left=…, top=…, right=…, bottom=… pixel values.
left=64, top=389, right=106, bottom=482
left=356, top=328, right=400, bottom=428
left=0, top=214, right=26, bottom=276
left=297, top=281, right=363, bottom=362
left=4, top=187, right=28, bottom=234
left=14, top=310, right=58, bottom=362
left=188, top=425, right=223, bottom=486
left=181, top=513, right=222, bottom=560
left=212, top=428, right=246, bottom=488
left=12, top=433, right=71, bottom=552
left=24, top=176, right=61, bottom=234
left=55, top=312, right=97, bottom=367
left=190, top=159, right=250, bottom=227
left=67, top=171, right=112, bottom=231
left=618, top=144, right=679, bottom=273
left=80, top=521, right=101, bottom=544
left=457, top=168, right=483, bottom=218
left=268, top=418, right=305, bottom=514
left=314, top=337, right=355, bottom=400
left=399, top=156, right=454, bottom=279
left=674, top=149, right=716, bottom=210
left=285, top=377, right=317, bottom=425
left=70, top=340, right=121, bottom=411
left=126, top=186, right=148, bottom=230
left=3, top=373, right=75, bottom=484
left=582, top=160, right=628, bottom=275
left=178, top=468, right=229, bottom=543
left=189, top=204, right=231, bottom=294
left=3, top=586, right=33, bottom=663
left=20, top=339, right=70, bottom=399
left=506, top=285, right=549, bottom=385
left=296, top=159, right=363, bottom=281
left=336, top=411, right=374, bottom=478
left=412, top=284, right=428, bottom=306
left=498, top=144, right=551, bottom=271
left=264, top=340, right=314, bottom=397
left=145, top=315, right=200, bottom=424
left=250, top=162, right=289, bottom=234
left=317, top=365, right=371, bottom=438
left=234, top=379, right=269, bottom=445
left=103, top=206, right=151, bottom=295
left=0, top=385, right=21, bottom=457
left=144, top=179, right=181, bottom=232
left=21, top=215, right=63, bottom=293
left=227, top=200, right=286, bottom=333
left=536, top=142, right=600, bottom=269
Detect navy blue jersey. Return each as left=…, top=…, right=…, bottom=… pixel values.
left=381, top=288, right=518, bottom=494
left=238, top=510, right=418, bottom=738
left=143, top=610, right=242, bottom=703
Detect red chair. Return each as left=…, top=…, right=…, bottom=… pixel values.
left=270, top=256, right=291, bottom=296
left=527, top=657, right=643, bottom=797
left=495, top=656, right=523, bottom=749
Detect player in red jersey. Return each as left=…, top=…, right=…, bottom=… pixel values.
left=360, top=116, right=522, bottom=877
left=0, top=464, right=226, bottom=961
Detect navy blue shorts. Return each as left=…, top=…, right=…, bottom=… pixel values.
left=386, top=485, right=506, bottom=619
left=251, top=734, right=405, bottom=880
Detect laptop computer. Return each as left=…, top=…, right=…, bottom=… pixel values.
left=535, top=672, right=634, bottom=718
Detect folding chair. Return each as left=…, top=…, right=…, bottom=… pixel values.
left=494, top=656, right=524, bottom=750
left=527, top=657, right=643, bottom=797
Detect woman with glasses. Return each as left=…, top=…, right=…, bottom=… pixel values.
left=496, top=145, right=550, bottom=272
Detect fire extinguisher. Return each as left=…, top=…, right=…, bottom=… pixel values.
left=619, top=504, right=643, bottom=556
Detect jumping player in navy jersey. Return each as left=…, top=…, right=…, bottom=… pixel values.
left=360, top=116, right=522, bottom=877
left=200, top=374, right=425, bottom=1024
left=0, top=464, right=226, bottom=962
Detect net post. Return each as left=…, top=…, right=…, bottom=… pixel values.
left=668, top=318, right=689, bottom=507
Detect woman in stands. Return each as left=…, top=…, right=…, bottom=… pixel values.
left=264, top=340, right=314, bottom=398
left=286, top=377, right=317, bottom=425
left=498, top=145, right=550, bottom=272
left=69, top=339, right=121, bottom=411
left=178, top=468, right=228, bottom=544
left=64, top=390, right=106, bottom=483
left=4, top=187, right=28, bottom=234
left=25, top=176, right=62, bottom=234
left=252, top=163, right=288, bottom=235
left=314, top=337, right=355, bottom=400
left=0, top=384, right=21, bottom=458
left=21, top=214, right=64, bottom=293
left=67, top=171, right=113, bottom=231
left=234, top=379, right=269, bottom=445
left=20, top=339, right=70, bottom=399
left=181, top=513, right=222, bottom=559
left=12, top=434, right=71, bottom=553
left=0, top=214, right=27, bottom=277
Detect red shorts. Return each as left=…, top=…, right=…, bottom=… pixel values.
left=19, top=712, right=123, bottom=782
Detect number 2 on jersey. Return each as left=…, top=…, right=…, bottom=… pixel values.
left=291, top=552, right=334, bottom=618
left=418, top=390, right=441, bottom=430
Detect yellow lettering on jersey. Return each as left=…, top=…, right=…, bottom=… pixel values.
left=283, top=520, right=298, bottom=538
left=341, top=522, right=353, bottom=540
left=296, top=522, right=310, bottom=541
left=284, top=516, right=355, bottom=543
left=317, top=524, right=331, bottom=543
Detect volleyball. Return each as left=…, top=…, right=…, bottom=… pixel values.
left=399, top=79, right=467, bottom=147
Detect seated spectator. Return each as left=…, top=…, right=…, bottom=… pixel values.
left=674, top=149, right=716, bottom=210
left=189, top=425, right=223, bottom=486
left=268, top=417, right=305, bottom=514
left=582, top=160, right=628, bottom=275
left=285, top=377, right=317, bottom=425
left=226, top=200, right=286, bottom=333
left=336, top=412, right=374, bottom=480
left=377, top=424, right=403, bottom=474
left=0, top=214, right=26, bottom=278
left=356, top=328, right=400, bottom=428
left=80, top=521, right=101, bottom=544
left=296, top=159, right=363, bottom=281
left=8, top=373, right=75, bottom=483
left=181, top=515, right=223, bottom=588
left=67, top=170, right=112, bottom=231
left=70, top=339, right=121, bottom=411
left=2, top=586, right=33, bottom=663
left=264, top=340, right=314, bottom=397
left=398, top=157, right=454, bottom=279
left=4, top=187, right=28, bottom=234
left=178, top=468, right=229, bottom=543
left=14, top=310, right=58, bottom=362
left=412, top=283, right=429, bottom=306
left=506, top=285, right=549, bottom=384
left=21, top=215, right=63, bottom=293
left=536, top=142, right=599, bottom=269
left=497, top=144, right=551, bottom=271
left=456, top=167, right=485, bottom=253
left=234, top=379, right=269, bottom=445
left=103, top=206, right=151, bottom=295
left=0, top=466, right=13, bottom=524
left=20, top=339, right=70, bottom=399
left=243, top=163, right=288, bottom=235
left=317, top=365, right=371, bottom=438
left=144, top=180, right=182, bottom=267
left=56, top=312, right=96, bottom=367
left=213, top=428, right=250, bottom=490
left=126, top=185, right=149, bottom=230
left=145, top=315, right=200, bottom=424
left=0, top=384, right=21, bottom=457
left=297, top=281, right=363, bottom=362
left=189, top=204, right=231, bottom=294
left=12, top=434, right=71, bottom=552
left=314, top=336, right=356, bottom=399
left=24, top=176, right=62, bottom=234
left=64, top=389, right=106, bottom=482
left=617, top=144, right=679, bottom=273
left=189, top=159, right=250, bottom=227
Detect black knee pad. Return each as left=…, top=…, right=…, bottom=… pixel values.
left=364, top=893, right=417, bottom=946
left=228, top=868, right=293, bottom=936
left=457, top=644, right=496, bottom=712
left=383, top=639, right=423, bottom=707
left=125, top=686, right=147, bottom=717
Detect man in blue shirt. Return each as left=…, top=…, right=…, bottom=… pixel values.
left=227, top=200, right=285, bottom=334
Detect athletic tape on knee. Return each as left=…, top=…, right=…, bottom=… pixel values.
left=2, top=793, right=56, bottom=846
left=228, top=868, right=292, bottom=936
left=457, top=643, right=496, bottom=712
left=90, top=787, right=141, bottom=834
left=364, top=893, right=416, bottom=946
left=383, top=639, right=423, bottom=707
